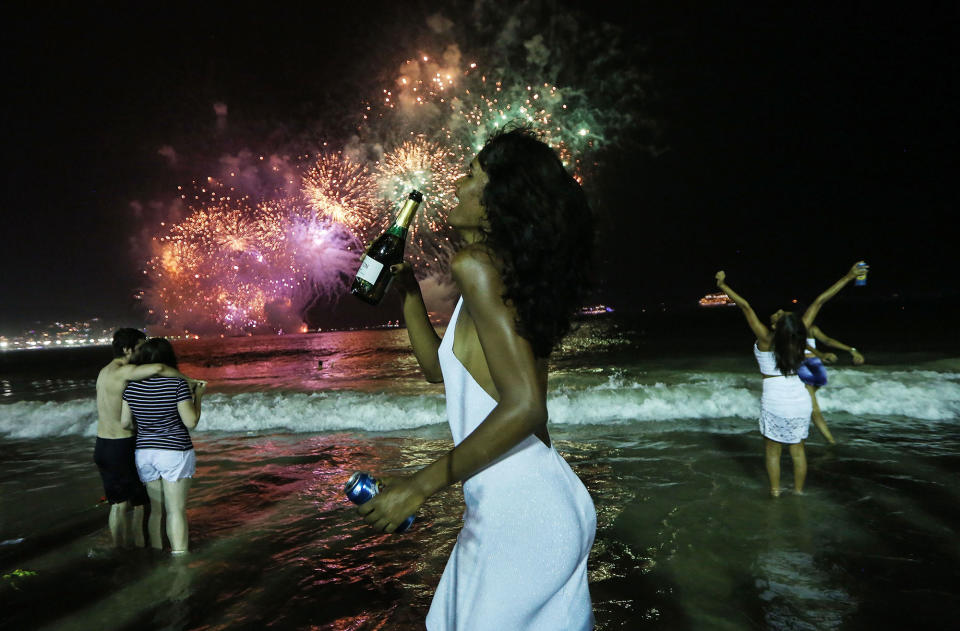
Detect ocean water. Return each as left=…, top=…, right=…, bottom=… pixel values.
left=1, top=313, right=959, bottom=630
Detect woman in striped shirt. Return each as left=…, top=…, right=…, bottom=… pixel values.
left=121, top=338, right=205, bottom=554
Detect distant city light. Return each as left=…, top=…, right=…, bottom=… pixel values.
left=0, top=318, right=127, bottom=351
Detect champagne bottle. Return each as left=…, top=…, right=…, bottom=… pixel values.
left=350, top=190, right=423, bottom=305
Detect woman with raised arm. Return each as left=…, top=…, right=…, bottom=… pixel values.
left=790, top=262, right=869, bottom=444
left=121, top=338, right=205, bottom=554
left=716, top=270, right=813, bottom=497
left=715, top=263, right=864, bottom=495
left=358, top=128, right=596, bottom=630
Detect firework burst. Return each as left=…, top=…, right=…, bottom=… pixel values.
left=142, top=181, right=358, bottom=333
left=285, top=210, right=362, bottom=308
left=372, top=135, right=461, bottom=268
left=364, top=56, right=602, bottom=178
left=301, top=152, right=380, bottom=238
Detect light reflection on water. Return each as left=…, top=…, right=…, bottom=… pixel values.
left=175, top=330, right=445, bottom=396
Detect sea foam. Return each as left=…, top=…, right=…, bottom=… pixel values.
left=1, top=369, right=957, bottom=438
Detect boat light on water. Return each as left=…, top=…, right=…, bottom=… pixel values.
left=578, top=304, right=614, bottom=316
left=698, top=293, right=736, bottom=307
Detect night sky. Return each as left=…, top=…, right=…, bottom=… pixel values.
left=1, top=1, right=955, bottom=335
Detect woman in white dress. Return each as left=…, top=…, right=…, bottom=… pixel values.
left=715, top=263, right=864, bottom=496
left=357, top=127, right=596, bottom=630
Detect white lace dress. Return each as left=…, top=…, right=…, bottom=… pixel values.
left=754, top=343, right=812, bottom=444
left=425, top=298, right=596, bottom=631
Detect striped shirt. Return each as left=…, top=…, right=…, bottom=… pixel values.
left=123, top=376, right=194, bottom=451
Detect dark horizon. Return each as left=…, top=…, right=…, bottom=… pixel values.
left=1, top=2, right=954, bottom=336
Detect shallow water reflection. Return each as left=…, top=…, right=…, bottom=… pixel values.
left=2, top=421, right=960, bottom=630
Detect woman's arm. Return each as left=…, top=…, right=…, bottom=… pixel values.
left=716, top=271, right=772, bottom=345
left=120, top=400, right=133, bottom=430
left=803, top=262, right=866, bottom=328
left=177, top=381, right=204, bottom=429
left=811, top=325, right=864, bottom=364
left=391, top=262, right=443, bottom=383
left=360, top=248, right=547, bottom=532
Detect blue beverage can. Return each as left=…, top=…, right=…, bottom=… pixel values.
left=854, top=261, right=868, bottom=286
left=344, top=472, right=415, bottom=533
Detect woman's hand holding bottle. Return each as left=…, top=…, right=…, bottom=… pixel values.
left=390, top=262, right=421, bottom=296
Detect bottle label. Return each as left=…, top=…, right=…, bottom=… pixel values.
left=356, top=256, right=384, bottom=285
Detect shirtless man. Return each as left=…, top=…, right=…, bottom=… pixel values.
left=95, top=328, right=185, bottom=547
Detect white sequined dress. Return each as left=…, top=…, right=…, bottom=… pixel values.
left=425, top=297, right=596, bottom=631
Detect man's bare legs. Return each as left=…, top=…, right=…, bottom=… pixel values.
left=108, top=501, right=130, bottom=547
left=764, top=438, right=782, bottom=497
left=163, top=478, right=192, bottom=553
left=146, top=480, right=165, bottom=550
left=788, top=441, right=807, bottom=494
left=807, top=385, right=836, bottom=444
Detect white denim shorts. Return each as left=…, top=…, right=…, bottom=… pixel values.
left=135, top=448, right=196, bottom=482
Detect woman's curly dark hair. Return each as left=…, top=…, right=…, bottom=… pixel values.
left=476, top=127, right=594, bottom=358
